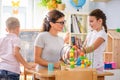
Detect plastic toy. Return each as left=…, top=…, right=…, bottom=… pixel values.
left=68, top=45, right=91, bottom=69
left=76, top=52, right=91, bottom=68
left=69, top=46, right=76, bottom=69
left=116, top=28, right=120, bottom=32
left=70, top=0, right=86, bottom=11
left=104, top=62, right=116, bottom=69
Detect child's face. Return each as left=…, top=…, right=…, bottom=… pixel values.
left=89, top=16, right=102, bottom=30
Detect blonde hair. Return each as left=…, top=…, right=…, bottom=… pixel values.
left=6, top=17, right=20, bottom=30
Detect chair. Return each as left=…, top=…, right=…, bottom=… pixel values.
left=55, top=68, right=97, bottom=80
left=23, top=62, right=36, bottom=80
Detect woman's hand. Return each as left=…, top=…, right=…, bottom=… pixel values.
left=54, top=61, right=62, bottom=69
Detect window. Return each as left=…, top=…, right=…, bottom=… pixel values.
left=0, top=0, right=69, bottom=36
left=0, top=0, right=48, bottom=36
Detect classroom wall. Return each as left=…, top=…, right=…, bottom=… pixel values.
left=58, top=0, right=120, bottom=29
left=89, top=0, right=120, bottom=29
left=0, top=0, right=119, bottom=30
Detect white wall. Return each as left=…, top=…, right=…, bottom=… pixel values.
left=33, top=0, right=90, bottom=30
left=90, top=0, right=120, bottom=29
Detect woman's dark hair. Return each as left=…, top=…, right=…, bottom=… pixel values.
left=42, top=10, right=65, bottom=32
left=89, top=9, right=107, bottom=33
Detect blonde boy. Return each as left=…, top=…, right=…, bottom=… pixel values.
left=0, top=17, right=35, bottom=80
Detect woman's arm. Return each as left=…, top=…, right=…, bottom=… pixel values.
left=34, top=46, right=62, bottom=68
left=34, top=46, right=48, bottom=67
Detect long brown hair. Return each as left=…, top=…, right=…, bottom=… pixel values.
left=42, top=10, right=65, bottom=32
left=89, top=9, right=107, bottom=33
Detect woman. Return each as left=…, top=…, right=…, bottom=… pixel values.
left=34, top=10, right=65, bottom=71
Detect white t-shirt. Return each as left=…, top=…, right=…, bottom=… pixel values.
left=34, top=32, right=64, bottom=70
left=0, top=33, right=21, bottom=74
left=86, top=30, right=107, bottom=69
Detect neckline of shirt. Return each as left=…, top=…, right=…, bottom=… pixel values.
left=48, top=32, right=58, bottom=38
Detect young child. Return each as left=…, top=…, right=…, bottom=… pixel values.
left=0, top=17, right=35, bottom=80
left=81, top=9, right=107, bottom=72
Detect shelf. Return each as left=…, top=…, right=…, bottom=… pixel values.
left=104, top=29, right=120, bottom=68
left=71, top=33, right=87, bottom=40
left=90, top=0, right=111, bottom=2
left=71, top=33, right=87, bottom=35
left=69, top=13, right=88, bottom=46
left=70, top=14, right=88, bottom=33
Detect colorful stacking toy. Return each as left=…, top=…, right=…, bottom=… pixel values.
left=68, top=45, right=92, bottom=69
left=76, top=52, right=91, bottom=68
left=69, top=46, right=76, bottom=69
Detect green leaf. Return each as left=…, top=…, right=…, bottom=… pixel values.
left=56, top=0, right=62, bottom=4
left=39, top=0, right=50, bottom=7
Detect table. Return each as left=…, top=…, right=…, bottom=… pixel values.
left=97, top=71, right=114, bottom=80
left=25, top=68, right=113, bottom=80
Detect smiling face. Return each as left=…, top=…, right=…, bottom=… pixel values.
left=89, top=16, right=102, bottom=31
left=50, top=17, right=65, bottom=32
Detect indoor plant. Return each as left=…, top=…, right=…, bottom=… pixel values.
left=56, top=0, right=65, bottom=10
left=38, top=0, right=50, bottom=7
left=38, top=0, right=65, bottom=10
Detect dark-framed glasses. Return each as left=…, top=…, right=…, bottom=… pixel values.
left=55, top=20, right=66, bottom=25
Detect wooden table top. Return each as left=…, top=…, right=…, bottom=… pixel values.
left=25, top=68, right=113, bottom=77
left=97, top=71, right=114, bottom=76
left=25, top=62, right=114, bottom=78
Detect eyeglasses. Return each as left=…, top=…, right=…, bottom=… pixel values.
left=55, top=20, right=66, bottom=25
